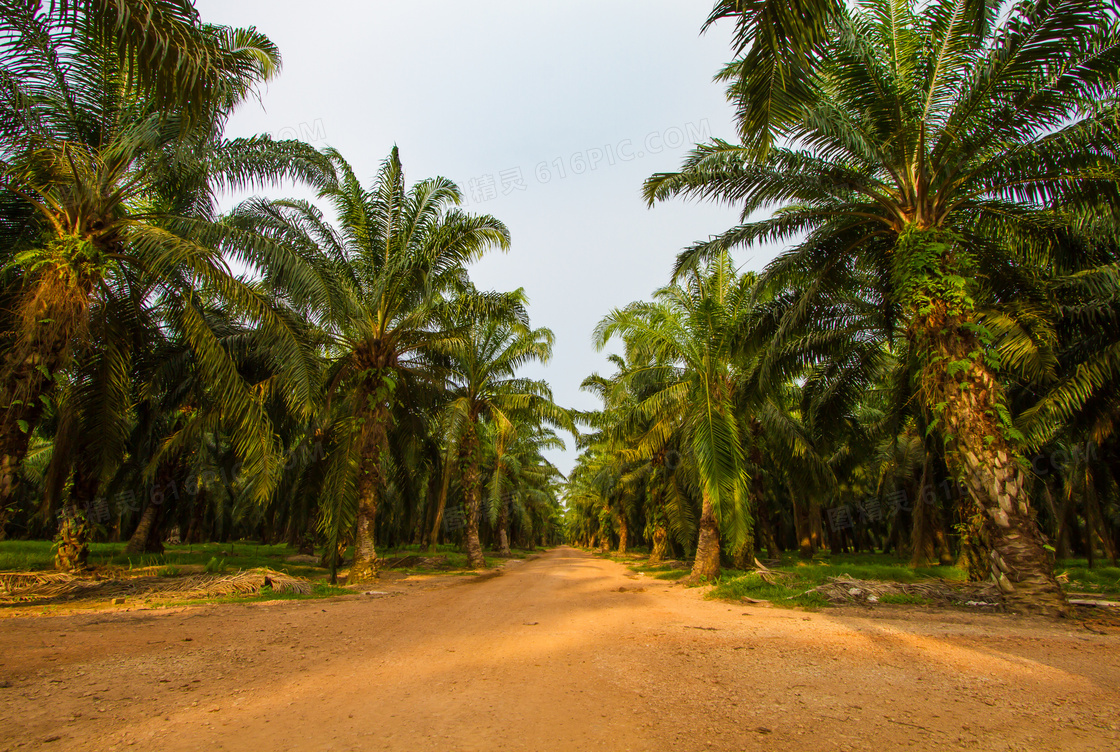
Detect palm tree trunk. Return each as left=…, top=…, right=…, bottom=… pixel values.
left=497, top=496, right=511, bottom=556
left=756, top=499, right=779, bottom=559
left=426, top=445, right=455, bottom=551
left=350, top=455, right=381, bottom=581
left=926, top=325, right=1067, bottom=616
left=935, top=526, right=955, bottom=566
left=0, top=413, right=37, bottom=538
left=298, top=509, right=317, bottom=556
left=55, top=505, right=90, bottom=571
left=791, top=487, right=813, bottom=559
left=748, top=463, right=777, bottom=559
left=1043, top=482, right=1071, bottom=560
left=55, top=466, right=98, bottom=571
left=460, top=428, right=486, bottom=569
left=125, top=464, right=177, bottom=555
left=2, top=269, right=90, bottom=529
left=690, top=491, right=721, bottom=580
left=125, top=499, right=164, bottom=555
left=616, top=511, right=628, bottom=554
left=1084, top=473, right=1117, bottom=566
left=350, top=411, right=387, bottom=583
left=731, top=525, right=755, bottom=570
left=910, top=453, right=939, bottom=567
left=647, top=485, right=670, bottom=564
left=186, top=487, right=207, bottom=544
left=809, top=499, right=824, bottom=552
left=649, top=523, right=668, bottom=564
left=0, top=365, right=52, bottom=531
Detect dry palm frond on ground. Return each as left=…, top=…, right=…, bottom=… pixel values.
left=808, top=576, right=1002, bottom=607
left=0, top=568, right=311, bottom=605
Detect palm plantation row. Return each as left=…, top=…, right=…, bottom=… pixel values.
left=565, top=0, right=1120, bottom=617
left=0, top=1, right=572, bottom=579
left=2, top=1, right=1119, bottom=617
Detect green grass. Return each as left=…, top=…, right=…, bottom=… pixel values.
left=703, top=552, right=966, bottom=609
left=378, top=543, right=538, bottom=574
left=591, top=550, right=697, bottom=582
left=706, top=570, right=829, bottom=609
left=0, top=540, right=327, bottom=577
left=878, top=593, right=933, bottom=605
left=635, top=562, right=690, bottom=581
left=766, top=551, right=968, bottom=584
left=1056, top=559, right=1120, bottom=596
left=0, top=540, right=54, bottom=571
left=0, top=539, right=538, bottom=609
left=0, top=539, right=541, bottom=580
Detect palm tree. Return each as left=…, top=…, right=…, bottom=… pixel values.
left=1020, top=239, right=1120, bottom=453
left=484, top=422, right=565, bottom=555
left=0, top=2, right=327, bottom=562
left=595, top=254, right=751, bottom=580
left=704, top=0, right=843, bottom=157
left=443, top=308, right=573, bottom=568
left=646, top=0, right=1120, bottom=614
left=236, top=147, right=511, bottom=581
left=1015, top=236, right=1120, bottom=566
left=580, top=357, right=697, bottom=561
left=9, top=0, right=284, bottom=120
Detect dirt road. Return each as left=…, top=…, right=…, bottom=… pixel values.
left=1, top=547, right=1118, bottom=751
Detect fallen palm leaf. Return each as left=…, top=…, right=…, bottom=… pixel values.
left=807, top=576, right=1002, bottom=607
left=0, top=568, right=311, bottom=604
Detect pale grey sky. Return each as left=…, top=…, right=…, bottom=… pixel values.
left=195, top=1, right=779, bottom=473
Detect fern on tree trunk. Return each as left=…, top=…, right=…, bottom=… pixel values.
left=905, top=230, right=1067, bottom=616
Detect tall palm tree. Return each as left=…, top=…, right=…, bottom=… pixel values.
left=443, top=309, right=573, bottom=568
left=595, top=254, right=751, bottom=580
left=7, top=0, right=284, bottom=120
left=0, top=3, right=327, bottom=562
left=236, top=147, right=511, bottom=581
left=646, top=0, right=1120, bottom=614
left=580, top=357, right=697, bottom=561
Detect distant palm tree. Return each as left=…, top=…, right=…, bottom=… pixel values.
left=484, top=422, right=566, bottom=555
left=580, top=357, right=696, bottom=561
left=596, top=254, right=751, bottom=580
left=236, top=148, right=511, bottom=581
left=647, top=0, right=1120, bottom=614
left=443, top=310, right=573, bottom=567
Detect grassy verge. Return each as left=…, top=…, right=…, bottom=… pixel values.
left=684, top=552, right=1120, bottom=608
left=164, top=582, right=353, bottom=607
left=630, top=552, right=971, bottom=609
left=1056, top=559, right=1120, bottom=596
left=1, top=540, right=544, bottom=611
left=593, top=550, right=690, bottom=581
left=0, top=540, right=327, bottom=578
left=0, top=540, right=544, bottom=581
left=379, top=544, right=539, bottom=575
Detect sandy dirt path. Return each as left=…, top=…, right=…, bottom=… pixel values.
left=1, top=546, right=1118, bottom=751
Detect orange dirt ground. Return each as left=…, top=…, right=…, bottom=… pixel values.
left=1, top=546, right=1118, bottom=751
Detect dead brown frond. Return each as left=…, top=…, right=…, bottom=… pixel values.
left=0, top=567, right=311, bottom=605
left=807, top=576, right=1002, bottom=607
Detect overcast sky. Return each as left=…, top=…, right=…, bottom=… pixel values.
left=195, top=1, right=779, bottom=474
